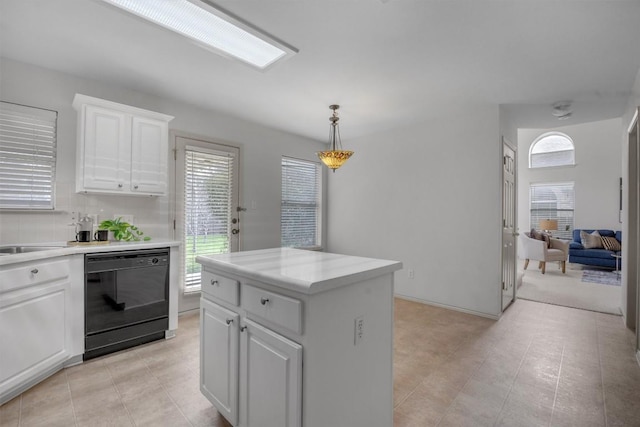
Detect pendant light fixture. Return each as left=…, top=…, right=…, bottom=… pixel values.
left=317, top=105, right=354, bottom=172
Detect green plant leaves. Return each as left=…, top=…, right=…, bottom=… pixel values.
left=97, top=217, right=151, bottom=241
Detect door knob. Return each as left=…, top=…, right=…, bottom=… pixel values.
left=261, top=297, right=270, bottom=305
left=231, top=229, right=239, bottom=235
left=231, top=218, right=238, bottom=224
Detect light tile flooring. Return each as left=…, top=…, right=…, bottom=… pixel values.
left=2, top=298, right=640, bottom=426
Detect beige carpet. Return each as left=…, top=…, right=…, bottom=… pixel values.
left=516, top=259, right=621, bottom=315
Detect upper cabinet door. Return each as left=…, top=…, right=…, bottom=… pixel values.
left=131, top=117, right=168, bottom=195
left=82, top=105, right=131, bottom=192
left=73, top=93, right=173, bottom=196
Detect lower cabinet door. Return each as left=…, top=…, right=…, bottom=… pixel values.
left=200, top=298, right=240, bottom=425
left=239, top=318, right=302, bottom=427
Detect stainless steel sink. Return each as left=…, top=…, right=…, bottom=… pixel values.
left=0, top=245, right=69, bottom=254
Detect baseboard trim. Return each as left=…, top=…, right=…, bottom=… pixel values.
left=394, top=294, right=500, bottom=320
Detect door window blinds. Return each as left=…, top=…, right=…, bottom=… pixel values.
left=281, top=157, right=321, bottom=248
left=530, top=182, right=574, bottom=239
left=0, top=102, right=57, bottom=209
left=184, top=146, right=234, bottom=290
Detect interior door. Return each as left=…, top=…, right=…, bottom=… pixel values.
left=175, top=135, right=240, bottom=313
left=502, top=139, right=517, bottom=311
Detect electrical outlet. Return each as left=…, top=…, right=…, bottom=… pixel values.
left=354, top=316, right=364, bottom=346
left=408, top=269, right=415, bottom=279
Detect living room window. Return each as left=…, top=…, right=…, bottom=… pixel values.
left=281, top=156, right=322, bottom=249
left=529, top=132, right=575, bottom=168
left=0, top=101, right=58, bottom=209
left=530, top=182, right=574, bottom=240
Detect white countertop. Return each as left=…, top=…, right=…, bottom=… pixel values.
left=196, top=247, right=402, bottom=295
left=0, top=239, right=181, bottom=266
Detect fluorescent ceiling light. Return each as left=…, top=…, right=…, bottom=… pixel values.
left=100, top=0, right=296, bottom=69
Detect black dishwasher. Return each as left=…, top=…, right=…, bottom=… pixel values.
left=84, top=249, right=169, bottom=360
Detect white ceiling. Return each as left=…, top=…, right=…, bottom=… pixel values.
left=2, top=0, right=640, bottom=142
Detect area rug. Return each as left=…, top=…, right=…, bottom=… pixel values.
left=517, top=260, right=621, bottom=315
left=582, top=270, right=621, bottom=286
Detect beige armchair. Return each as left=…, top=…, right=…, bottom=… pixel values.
left=521, top=232, right=569, bottom=274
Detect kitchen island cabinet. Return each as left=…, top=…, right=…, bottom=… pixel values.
left=197, top=248, right=402, bottom=427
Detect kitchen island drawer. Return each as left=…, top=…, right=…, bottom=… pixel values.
left=242, top=283, right=302, bottom=334
left=201, top=270, right=239, bottom=306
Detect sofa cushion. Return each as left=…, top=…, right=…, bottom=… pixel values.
left=569, top=242, right=584, bottom=250
left=580, top=230, right=603, bottom=249
left=576, top=248, right=616, bottom=259
left=616, top=231, right=622, bottom=243
left=572, top=229, right=615, bottom=243
left=601, top=236, right=621, bottom=251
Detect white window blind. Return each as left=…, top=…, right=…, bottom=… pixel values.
left=281, top=157, right=321, bottom=248
left=0, top=102, right=57, bottom=209
left=530, top=133, right=575, bottom=168
left=530, top=182, right=574, bottom=239
left=183, top=146, right=234, bottom=291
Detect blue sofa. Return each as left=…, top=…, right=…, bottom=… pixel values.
left=568, top=229, right=622, bottom=269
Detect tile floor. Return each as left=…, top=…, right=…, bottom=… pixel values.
left=1, top=298, right=639, bottom=426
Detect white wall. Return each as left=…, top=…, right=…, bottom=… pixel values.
left=326, top=106, right=503, bottom=318
left=517, top=119, right=623, bottom=237
left=0, top=59, right=326, bottom=249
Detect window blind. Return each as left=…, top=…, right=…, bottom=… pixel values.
left=183, top=146, right=234, bottom=290
left=530, top=182, right=574, bottom=239
left=0, top=102, right=57, bottom=209
left=281, top=157, right=321, bottom=248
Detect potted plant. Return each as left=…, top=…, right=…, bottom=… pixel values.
left=98, top=217, right=151, bottom=241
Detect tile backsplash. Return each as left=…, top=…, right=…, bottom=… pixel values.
left=0, top=180, right=172, bottom=245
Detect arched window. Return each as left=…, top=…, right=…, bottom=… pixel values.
left=529, top=132, right=575, bottom=168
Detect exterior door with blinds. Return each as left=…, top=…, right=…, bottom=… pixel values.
left=175, top=136, right=239, bottom=312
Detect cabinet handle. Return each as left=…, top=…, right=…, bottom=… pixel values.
left=240, top=325, right=247, bottom=332
left=118, top=183, right=123, bottom=188
left=260, top=297, right=270, bottom=305
left=30, top=268, right=39, bottom=274
left=225, top=318, right=233, bottom=325
left=211, top=280, right=219, bottom=286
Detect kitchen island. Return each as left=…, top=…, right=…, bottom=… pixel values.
left=196, top=247, right=402, bottom=427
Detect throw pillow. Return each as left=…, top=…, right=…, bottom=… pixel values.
left=580, top=230, right=603, bottom=249
left=601, top=236, right=621, bottom=251
left=541, top=233, right=551, bottom=248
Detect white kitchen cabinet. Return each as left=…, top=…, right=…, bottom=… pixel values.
left=197, top=248, right=402, bottom=427
left=200, top=280, right=302, bottom=427
left=73, top=93, right=173, bottom=196
left=0, top=256, right=83, bottom=405
left=240, top=319, right=302, bottom=427
left=200, top=297, right=240, bottom=425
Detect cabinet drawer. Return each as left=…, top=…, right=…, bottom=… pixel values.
left=242, top=284, right=302, bottom=335
left=0, top=259, right=70, bottom=294
left=201, top=270, right=239, bottom=306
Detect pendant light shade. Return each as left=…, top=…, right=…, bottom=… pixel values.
left=317, top=105, right=353, bottom=172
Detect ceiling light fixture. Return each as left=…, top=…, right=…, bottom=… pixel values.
left=99, top=0, right=297, bottom=69
left=317, top=105, right=354, bottom=173
left=552, top=101, right=573, bottom=120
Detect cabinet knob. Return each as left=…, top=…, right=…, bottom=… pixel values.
left=225, top=318, right=233, bottom=325
left=240, top=325, right=247, bottom=332
left=134, top=185, right=139, bottom=189
left=30, top=268, right=39, bottom=274
left=260, top=297, right=270, bottom=305
left=118, top=183, right=123, bottom=188
left=211, top=280, right=219, bottom=286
